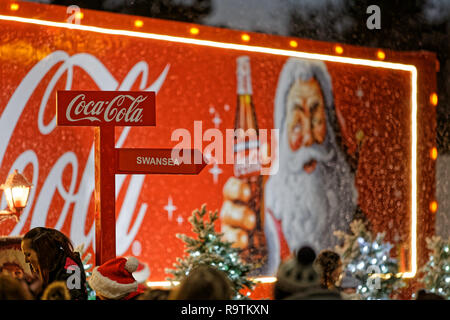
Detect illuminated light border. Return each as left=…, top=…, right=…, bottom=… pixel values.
left=134, top=20, right=144, bottom=28
left=146, top=276, right=277, bottom=288
left=189, top=27, right=199, bottom=35
left=0, top=14, right=418, bottom=280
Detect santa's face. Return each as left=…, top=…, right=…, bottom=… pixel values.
left=286, top=78, right=327, bottom=173
left=1, top=263, right=24, bottom=279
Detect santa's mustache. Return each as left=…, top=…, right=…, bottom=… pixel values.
left=283, top=142, right=336, bottom=173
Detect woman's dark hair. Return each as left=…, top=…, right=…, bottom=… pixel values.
left=315, top=250, right=342, bottom=289
left=22, top=227, right=78, bottom=286
left=170, top=264, right=233, bottom=300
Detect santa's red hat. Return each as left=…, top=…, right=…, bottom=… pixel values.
left=88, top=256, right=139, bottom=299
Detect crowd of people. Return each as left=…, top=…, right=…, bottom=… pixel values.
left=0, top=227, right=445, bottom=300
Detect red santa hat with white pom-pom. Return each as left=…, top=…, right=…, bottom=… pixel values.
left=88, top=256, right=141, bottom=299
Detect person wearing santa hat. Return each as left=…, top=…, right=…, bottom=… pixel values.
left=88, top=256, right=144, bottom=300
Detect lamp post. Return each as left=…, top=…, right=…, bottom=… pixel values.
left=0, top=170, right=33, bottom=222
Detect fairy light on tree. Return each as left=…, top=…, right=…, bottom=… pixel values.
left=74, top=244, right=96, bottom=300
left=420, top=236, right=450, bottom=299
left=166, top=204, right=256, bottom=299
left=334, top=220, right=405, bottom=300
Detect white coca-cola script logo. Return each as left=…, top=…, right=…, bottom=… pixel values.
left=66, top=94, right=146, bottom=123
left=0, top=50, right=170, bottom=255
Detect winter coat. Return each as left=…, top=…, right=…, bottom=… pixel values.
left=283, top=285, right=342, bottom=300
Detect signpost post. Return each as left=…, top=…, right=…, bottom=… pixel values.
left=56, top=90, right=206, bottom=266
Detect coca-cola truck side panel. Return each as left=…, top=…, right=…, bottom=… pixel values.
left=0, top=1, right=437, bottom=298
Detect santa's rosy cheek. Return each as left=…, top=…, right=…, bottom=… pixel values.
left=313, top=123, right=326, bottom=144
left=289, top=127, right=303, bottom=151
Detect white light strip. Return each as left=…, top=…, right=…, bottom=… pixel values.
left=146, top=281, right=179, bottom=287
left=406, top=68, right=418, bottom=278
left=146, top=276, right=277, bottom=288
left=251, top=276, right=277, bottom=284
left=0, top=14, right=418, bottom=279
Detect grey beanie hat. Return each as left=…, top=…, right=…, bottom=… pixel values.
left=275, top=247, right=320, bottom=294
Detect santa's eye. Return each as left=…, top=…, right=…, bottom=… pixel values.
left=310, top=101, right=319, bottom=112
left=293, top=104, right=305, bottom=112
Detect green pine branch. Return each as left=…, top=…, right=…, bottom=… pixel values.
left=420, top=236, right=450, bottom=299
left=166, top=204, right=257, bottom=299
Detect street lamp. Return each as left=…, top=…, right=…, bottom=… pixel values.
left=0, top=170, right=33, bottom=222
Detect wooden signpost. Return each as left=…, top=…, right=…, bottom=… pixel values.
left=56, top=91, right=206, bottom=266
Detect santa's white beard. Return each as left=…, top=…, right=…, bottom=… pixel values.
left=265, top=133, right=355, bottom=254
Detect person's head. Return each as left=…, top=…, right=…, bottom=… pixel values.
left=415, top=289, right=445, bottom=300
left=274, top=58, right=337, bottom=162
left=21, top=227, right=75, bottom=286
left=274, top=246, right=320, bottom=299
left=0, top=273, right=33, bottom=300
left=41, top=281, right=71, bottom=300
left=169, top=264, right=233, bottom=300
left=88, top=256, right=140, bottom=300
left=264, top=58, right=356, bottom=258
left=286, top=77, right=327, bottom=152
left=138, top=288, right=171, bottom=300
left=314, top=250, right=342, bottom=289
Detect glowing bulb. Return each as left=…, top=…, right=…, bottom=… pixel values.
left=371, top=258, right=377, bottom=264
left=289, top=40, right=298, bottom=48
left=241, top=34, right=250, bottom=42
left=335, top=45, right=344, bottom=54
left=430, top=147, right=438, bottom=160
left=430, top=93, right=438, bottom=106
left=357, top=262, right=365, bottom=270
left=377, top=50, right=386, bottom=60
left=75, top=12, right=84, bottom=20
left=430, top=201, right=438, bottom=213
left=190, top=27, right=199, bottom=35
left=10, top=3, right=19, bottom=11
left=444, top=246, right=449, bottom=253
left=134, top=20, right=144, bottom=28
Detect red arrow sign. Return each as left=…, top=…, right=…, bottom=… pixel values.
left=57, top=91, right=156, bottom=127
left=116, top=148, right=208, bottom=174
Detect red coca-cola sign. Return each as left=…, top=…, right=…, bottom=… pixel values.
left=57, top=91, right=156, bottom=126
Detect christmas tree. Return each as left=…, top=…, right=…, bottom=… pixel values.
left=334, top=219, right=405, bottom=300
left=166, top=204, right=256, bottom=299
left=420, top=236, right=450, bottom=299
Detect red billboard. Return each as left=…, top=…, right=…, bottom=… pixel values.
left=0, top=1, right=438, bottom=297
